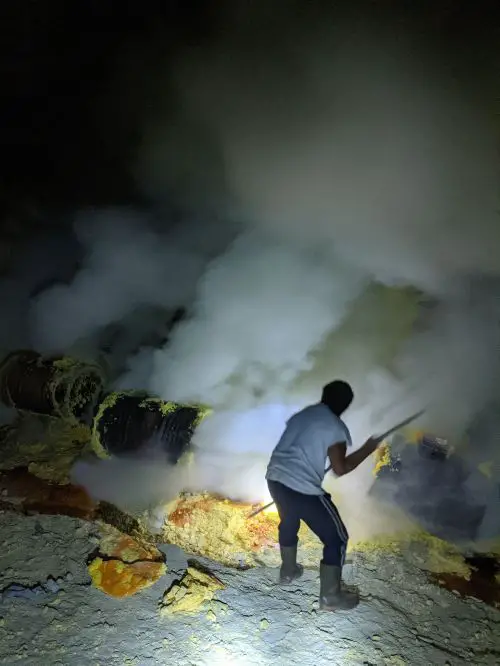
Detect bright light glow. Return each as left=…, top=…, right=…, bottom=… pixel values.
left=253, top=488, right=279, bottom=515
left=202, top=644, right=257, bottom=666
left=186, top=402, right=301, bottom=503
left=259, top=490, right=272, bottom=505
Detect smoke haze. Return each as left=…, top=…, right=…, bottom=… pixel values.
left=34, top=5, right=500, bottom=540
left=31, top=209, right=209, bottom=353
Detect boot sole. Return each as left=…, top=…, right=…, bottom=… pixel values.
left=279, top=567, right=304, bottom=585
left=319, top=600, right=359, bottom=611
left=319, top=604, right=359, bottom=613
left=279, top=573, right=304, bottom=584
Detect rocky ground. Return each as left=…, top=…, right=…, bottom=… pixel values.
left=0, top=413, right=498, bottom=665
left=1, top=510, right=499, bottom=666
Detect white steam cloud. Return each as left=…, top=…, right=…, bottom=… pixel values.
left=31, top=209, right=209, bottom=353
left=147, top=232, right=367, bottom=406
left=42, top=10, right=500, bottom=542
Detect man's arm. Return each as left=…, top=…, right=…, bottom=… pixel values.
left=328, top=437, right=380, bottom=477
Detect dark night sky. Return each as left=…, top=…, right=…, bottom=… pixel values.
left=0, top=1, right=212, bottom=213
left=1, top=0, right=499, bottom=227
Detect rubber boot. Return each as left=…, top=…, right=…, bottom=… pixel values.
left=319, top=563, right=359, bottom=611
left=279, top=545, right=304, bottom=584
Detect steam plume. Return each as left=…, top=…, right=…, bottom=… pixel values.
left=51, top=8, right=500, bottom=541
left=31, top=208, right=209, bottom=354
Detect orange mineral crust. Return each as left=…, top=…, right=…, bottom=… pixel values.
left=0, top=467, right=96, bottom=519
left=162, top=493, right=323, bottom=567
left=88, top=526, right=166, bottom=597
left=88, top=557, right=166, bottom=598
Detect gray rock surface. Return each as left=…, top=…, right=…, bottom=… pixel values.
left=0, top=511, right=499, bottom=666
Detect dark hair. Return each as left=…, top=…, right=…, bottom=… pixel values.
left=321, top=380, right=354, bottom=416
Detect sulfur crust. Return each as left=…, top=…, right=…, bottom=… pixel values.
left=162, top=494, right=277, bottom=567
left=159, top=566, right=225, bottom=616
left=373, top=441, right=391, bottom=476
left=0, top=417, right=91, bottom=484
left=89, top=391, right=121, bottom=458
left=161, top=491, right=473, bottom=577
left=88, top=524, right=166, bottom=597
left=88, top=556, right=166, bottom=598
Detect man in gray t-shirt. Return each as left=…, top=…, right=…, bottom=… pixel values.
left=266, top=380, right=379, bottom=612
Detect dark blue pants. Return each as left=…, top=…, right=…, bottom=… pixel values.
left=267, top=479, right=348, bottom=566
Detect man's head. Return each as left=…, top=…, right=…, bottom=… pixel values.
left=321, top=380, right=354, bottom=416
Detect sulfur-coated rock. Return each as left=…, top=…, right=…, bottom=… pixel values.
left=159, top=562, right=225, bottom=616
left=88, top=556, right=166, bottom=598
left=87, top=524, right=166, bottom=598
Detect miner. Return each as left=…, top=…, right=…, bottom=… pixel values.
left=266, top=380, right=380, bottom=611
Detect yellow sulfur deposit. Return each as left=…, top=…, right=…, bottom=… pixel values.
left=89, top=391, right=120, bottom=458
left=0, top=415, right=91, bottom=484
left=373, top=441, right=391, bottom=476
left=96, top=523, right=163, bottom=562
left=151, top=398, right=212, bottom=426
left=159, top=565, right=225, bottom=616
left=163, top=493, right=282, bottom=567
left=162, top=492, right=474, bottom=579
left=88, top=557, right=166, bottom=598
left=49, top=356, right=104, bottom=420
left=88, top=524, right=166, bottom=597
left=408, top=532, right=472, bottom=578
left=161, top=493, right=325, bottom=568
left=355, top=529, right=472, bottom=579
left=162, top=494, right=322, bottom=568
left=371, top=428, right=429, bottom=477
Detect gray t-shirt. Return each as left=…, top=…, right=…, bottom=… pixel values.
left=266, top=403, right=352, bottom=495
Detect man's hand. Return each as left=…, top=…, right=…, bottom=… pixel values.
left=364, top=436, right=382, bottom=452
left=328, top=435, right=383, bottom=477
